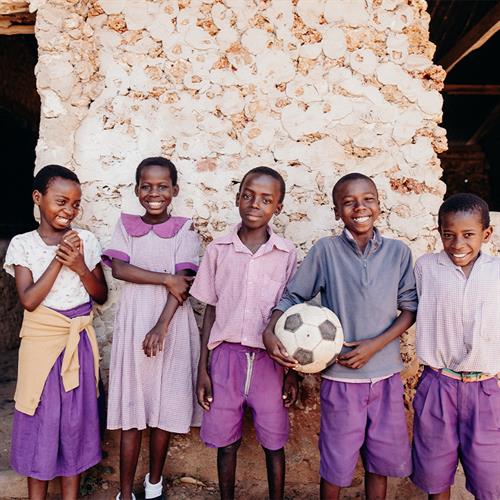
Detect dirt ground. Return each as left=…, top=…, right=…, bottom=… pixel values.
left=0, top=348, right=472, bottom=499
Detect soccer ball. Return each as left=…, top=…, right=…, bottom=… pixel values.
left=274, top=303, right=344, bottom=373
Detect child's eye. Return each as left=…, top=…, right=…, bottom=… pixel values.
left=263, top=199, right=272, bottom=205
left=242, top=193, right=251, bottom=200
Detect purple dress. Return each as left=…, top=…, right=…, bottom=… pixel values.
left=10, top=302, right=101, bottom=480
left=103, top=214, right=202, bottom=432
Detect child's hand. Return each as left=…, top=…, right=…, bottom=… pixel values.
left=56, top=232, right=87, bottom=276
left=337, top=338, right=382, bottom=369
left=263, top=329, right=299, bottom=369
left=196, top=369, right=213, bottom=411
left=282, top=370, right=299, bottom=408
left=165, top=274, right=194, bottom=304
left=142, top=323, right=167, bottom=357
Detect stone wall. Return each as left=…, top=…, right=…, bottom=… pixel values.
left=23, top=0, right=498, bottom=486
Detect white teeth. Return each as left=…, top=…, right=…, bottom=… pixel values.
left=148, top=202, right=162, bottom=208
left=353, top=216, right=369, bottom=223
left=453, top=253, right=467, bottom=258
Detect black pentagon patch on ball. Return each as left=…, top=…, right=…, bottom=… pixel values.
left=319, top=320, right=337, bottom=341
left=284, top=313, right=303, bottom=332
left=294, top=348, right=314, bottom=365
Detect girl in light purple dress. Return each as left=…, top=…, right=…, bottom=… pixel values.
left=103, top=157, right=201, bottom=500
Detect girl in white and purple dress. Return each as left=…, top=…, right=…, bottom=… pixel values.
left=103, top=157, right=201, bottom=500
left=4, top=165, right=108, bottom=499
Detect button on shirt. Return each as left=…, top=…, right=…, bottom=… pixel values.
left=415, top=251, right=500, bottom=373
left=190, top=224, right=297, bottom=350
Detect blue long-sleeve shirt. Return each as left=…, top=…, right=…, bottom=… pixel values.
left=276, top=228, right=417, bottom=380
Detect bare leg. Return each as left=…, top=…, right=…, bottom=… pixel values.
left=60, top=475, right=80, bottom=500
left=27, top=478, right=48, bottom=500
left=120, top=428, right=142, bottom=500
left=320, top=478, right=340, bottom=500
left=217, top=439, right=241, bottom=500
left=429, top=489, right=451, bottom=500
left=149, top=427, right=171, bottom=484
left=365, top=472, right=387, bottom=500
left=263, top=447, right=285, bottom=500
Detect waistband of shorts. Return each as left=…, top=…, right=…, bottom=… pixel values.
left=216, top=342, right=266, bottom=355
left=428, top=366, right=498, bottom=383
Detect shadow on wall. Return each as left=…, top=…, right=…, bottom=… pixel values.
left=0, top=34, right=40, bottom=351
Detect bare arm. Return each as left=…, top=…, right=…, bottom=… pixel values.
left=338, top=309, right=416, bottom=369
left=263, top=310, right=299, bottom=368
left=111, top=259, right=192, bottom=303
left=142, top=270, right=195, bottom=357
left=14, top=260, right=63, bottom=312
left=197, top=304, right=216, bottom=410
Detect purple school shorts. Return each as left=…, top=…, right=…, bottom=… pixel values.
left=319, top=374, right=411, bottom=487
left=200, top=342, right=288, bottom=451
left=411, top=367, right=500, bottom=499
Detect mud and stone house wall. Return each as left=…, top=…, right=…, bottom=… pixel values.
left=21, top=0, right=498, bottom=485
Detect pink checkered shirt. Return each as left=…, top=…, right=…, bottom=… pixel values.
left=190, top=224, right=297, bottom=350
left=415, top=251, right=500, bottom=373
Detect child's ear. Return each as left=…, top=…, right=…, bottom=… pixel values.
left=482, top=225, right=493, bottom=242
left=173, top=185, right=179, bottom=197
left=32, top=190, right=42, bottom=206
left=235, top=192, right=240, bottom=207
left=333, top=205, right=340, bottom=220
left=274, top=202, right=283, bottom=215
left=134, top=184, right=139, bottom=197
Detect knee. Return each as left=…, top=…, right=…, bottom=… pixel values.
left=219, top=439, right=241, bottom=456
left=262, top=446, right=284, bottom=457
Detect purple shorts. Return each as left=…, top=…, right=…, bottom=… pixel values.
left=200, top=342, right=288, bottom=451
left=319, top=374, right=411, bottom=487
left=411, top=367, right=500, bottom=499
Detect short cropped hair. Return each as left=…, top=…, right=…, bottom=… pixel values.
left=33, top=165, right=80, bottom=194
left=135, top=157, right=178, bottom=186
left=332, top=172, right=377, bottom=205
left=438, top=193, right=490, bottom=229
left=239, top=166, right=286, bottom=203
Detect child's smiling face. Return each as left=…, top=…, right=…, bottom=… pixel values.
left=33, top=177, right=81, bottom=231
left=439, top=210, right=492, bottom=273
left=135, top=164, right=179, bottom=221
left=333, top=178, right=380, bottom=239
left=236, top=173, right=283, bottom=230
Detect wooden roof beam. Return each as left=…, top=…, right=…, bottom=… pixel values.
left=466, top=101, right=500, bottom=145
left=438, top=2, right=500, bottom=73
left=443, top=84, right=500, bottom=95
left=0, top=1, right=29, bottom=16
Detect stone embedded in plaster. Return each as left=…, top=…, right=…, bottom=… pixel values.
left=185, top=26, right=215, bottom=51
left=417, top=88, right=442, bottom=115
left=299, top=42, right=322, bottom=59
left=241, top=28, right=270, bottom=55
left=386, top=33, right=409, bottom=63
left=41, top=89, right=66, bottom=118
left=402, top=136, right=435, bottom=165
left=374, top=4, right=414, bottom=33
left=323, top=0, right=370, bottom=27
left=349, top=48, right=378, bottom=75
left=296, top=0, right=324, bottom=29
left=322, top=27, right=347, bottom=59
left=98, top=0, right=125, bottom=15
left=255, top=48, right=295, bottom=84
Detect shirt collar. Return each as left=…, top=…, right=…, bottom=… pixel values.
left=341, top=227, right=382, bottom=255
left=215, top=224, right=291, bottom=253
left=121, top=213, right=188, bottom=238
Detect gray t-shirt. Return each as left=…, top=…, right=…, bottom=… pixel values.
left=276, top=228, right=417, bottom=380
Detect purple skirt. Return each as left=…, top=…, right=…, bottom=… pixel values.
left=10, top=302, right=101, bottom=480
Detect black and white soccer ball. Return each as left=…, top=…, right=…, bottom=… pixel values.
left=274, top=303, right=344, bottom=373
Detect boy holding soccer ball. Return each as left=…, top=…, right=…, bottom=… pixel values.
left=263, top=173, right=417, bottom=499
left=190, top=167, right=298, bottom=499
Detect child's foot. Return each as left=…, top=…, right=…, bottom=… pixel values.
left=144, top=473, right=163, bottom=499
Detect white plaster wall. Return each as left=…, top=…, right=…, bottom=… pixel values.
left=28, top=0, right=497, bottom=371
